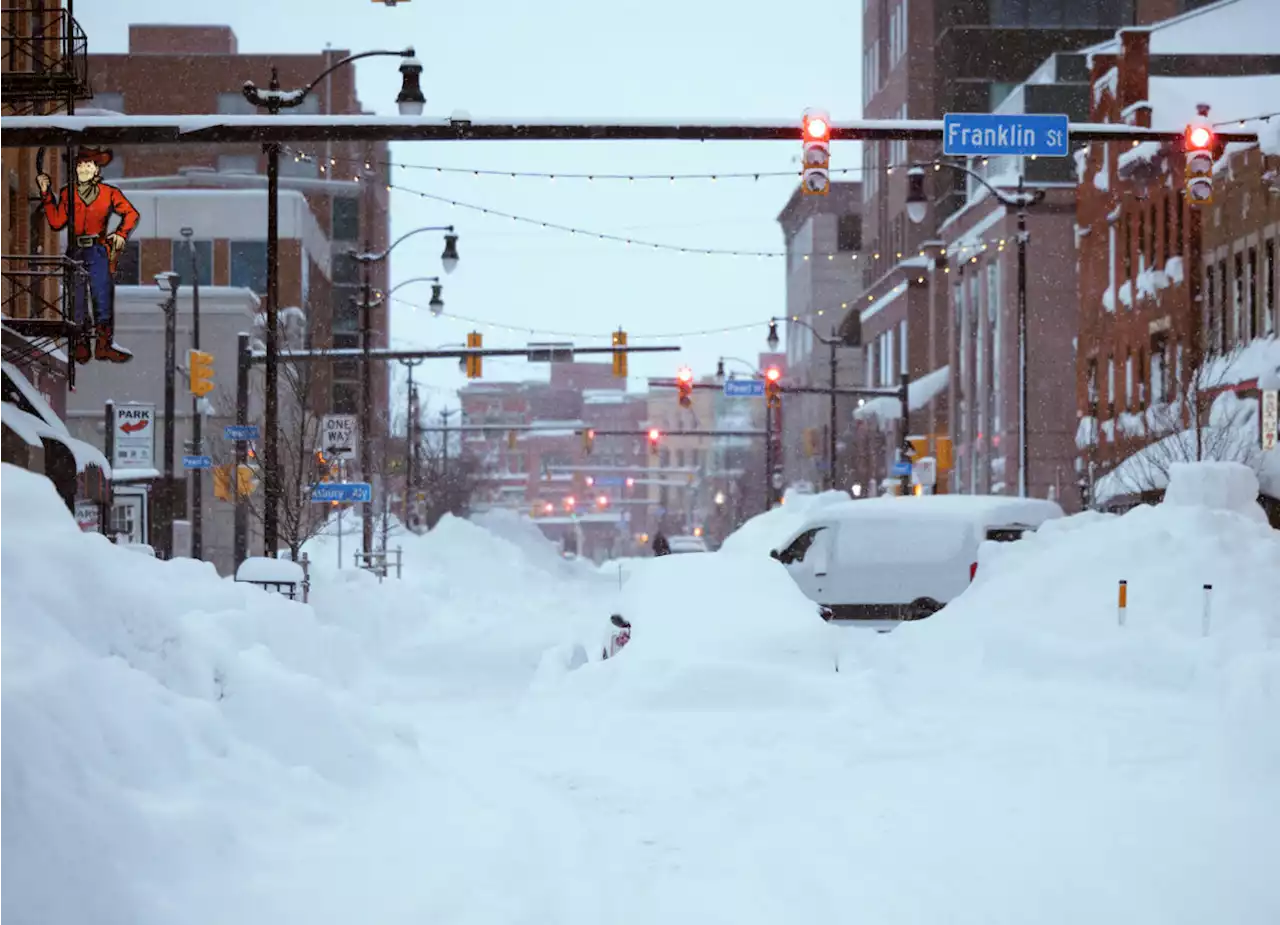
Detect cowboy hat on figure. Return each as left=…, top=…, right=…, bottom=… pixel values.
left=36, top=146, right=139, bottom=364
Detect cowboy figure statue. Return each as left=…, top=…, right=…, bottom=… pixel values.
left=36, top=146, right=139, bottom=364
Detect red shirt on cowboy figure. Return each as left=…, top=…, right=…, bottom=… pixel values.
left=37, top=146, right=139, bottom=364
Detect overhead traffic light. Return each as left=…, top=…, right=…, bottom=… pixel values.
left=801, top=107, right=831, bottom=197
left=648, top=427, right=661, bottom=456
left=1184, top=119, right=1217, bottom=207
left=906, top=436, right=929, bottom=462
left=465, top=330, right=483, bottom=378
left=765, top=366, right=782, bottom=408
left=612, top=328, right=628, bottom=379
left=596, top=494, right=610, bottom=509
left=582, top=428, right=595, bottom=454
left=676, top=366, right=694, bottom=408
left=188, top=349, right=214, bottom=396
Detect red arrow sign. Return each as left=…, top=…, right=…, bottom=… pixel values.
left=120, top=419, right=149, bottom=434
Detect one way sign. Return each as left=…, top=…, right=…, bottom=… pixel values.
left=322, top=414, right=358, bottom=460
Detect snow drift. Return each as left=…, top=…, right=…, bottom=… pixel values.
left=717, top=488, right=851, bottom=555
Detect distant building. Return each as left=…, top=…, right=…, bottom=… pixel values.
left=458, top=361, right=646, bottom=561
left=776, top=181, right=864, bottom=491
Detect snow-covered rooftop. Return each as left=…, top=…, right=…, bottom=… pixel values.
left=1081, top=0, right=1274, bottom=57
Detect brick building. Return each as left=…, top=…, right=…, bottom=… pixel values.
left=87, top=24, right=394, bottom=432
left=459, top=362, right=644, bottom=554
left=1073, top=10, right=1280, bottom=508
left=845, top=0, right=1203, bottom=501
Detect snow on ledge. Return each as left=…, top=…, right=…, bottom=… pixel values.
left=235, top=556, right=305, bottom=584
left=855, top=365, right=950, bottom=423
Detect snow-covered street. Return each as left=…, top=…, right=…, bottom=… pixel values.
left=4, top=461, right=1279, bottom=925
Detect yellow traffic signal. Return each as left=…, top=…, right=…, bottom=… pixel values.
left=612, top=328, right=628, bottom=379
left=465, top=331, right=483, bottom=378
left=236, top=463, right=256, bottom=497
left=213, top=464, right=232, bottom=501
left=507, top=430, right=518, bottom=451
left=934, top=435, right=953, bottom=470
left=189, top=349, right=214, bottom=396
left=582, top=428, right=595, bottom=454
left=907, top=436, right=929, bottom=461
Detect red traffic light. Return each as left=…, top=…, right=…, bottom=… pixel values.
left=677, top=366, right=693, bottom=383
left=564, top=495, right=576, bottom=508
left=804, top=115, right=829, bottom=141
left=1186, top=124, right=1213, bottom=149
left=648, top=427, right=660, bottom=441
left=765, top=366, right=781, bottom=382
left=596, top=495, right=609, bottom=508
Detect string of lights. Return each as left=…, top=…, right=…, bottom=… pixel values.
left=1213, top=110, right=1280, bottom=127
left=388, top=228, right=1013, bottom=342
left=283, top=145, right=1009, bottom=186
left=386, top=182, right=1018, bottom=260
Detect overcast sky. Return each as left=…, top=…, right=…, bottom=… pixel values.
left=82, top=1, right=863, bottom=413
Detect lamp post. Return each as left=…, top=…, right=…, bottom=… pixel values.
left=368, top=275, right=445, bottom=315
left=155, top=271, right=180, bottom=559
left=179, top=227, right=205, bottom=560
left=766, top=317, right=855, bottom=491
left=242, top=47, right=423, bottom=558
left=351, top=226, right=459, bottom=556
left=906, top=162, right=1043, bottom=498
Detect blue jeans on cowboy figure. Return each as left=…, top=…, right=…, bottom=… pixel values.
left=70, top=243, right=131, bottom=363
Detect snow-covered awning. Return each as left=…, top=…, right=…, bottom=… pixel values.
left=855, top=366, right=950, bottom=423
left=2, top=362, right=111, bottom=476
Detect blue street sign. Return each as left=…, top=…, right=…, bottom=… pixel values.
left=224, top=424, right=260, bottom=441
left=310, top=482, right=373, bottom=504
left=891, top=461, right=913, bottom=477
left=723, top=378, right=765, bottom=398
left=593, top=475, right=626, bottom=487
left=942, top=113, right=1069, bottom=158
left=183, top=454, right=212, bottom=470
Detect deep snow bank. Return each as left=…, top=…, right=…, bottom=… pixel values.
left=537, top=551, right=840, bottom=708
left=0, top=465, right=420, bottom=925
left=882, top=464, right=1280, bottom=740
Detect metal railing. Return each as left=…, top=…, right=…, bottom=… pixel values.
left=354, top=546, right=402, bottom=582
left=1, top=6, right=91, bottom=112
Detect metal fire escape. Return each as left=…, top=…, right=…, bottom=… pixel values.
left=1, top=2, right=94, bottom=388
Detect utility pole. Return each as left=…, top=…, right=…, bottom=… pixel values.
left=359, top=251, right=375, bottom=559
left=399, top=357, right=424, bottom=523
left=828, top=338, right=839, bottom=491
left=157, top=272, right=179, bottom=559
left=1016, top=175, right=1031, bottom=498
left=233, top=333, right=251, bottom=571
left=182, top=227, right=204, bottom=560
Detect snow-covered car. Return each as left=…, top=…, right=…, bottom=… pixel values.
left=667, top=535, right=709, bottom=554
left=601, top=614, right=631, bottom=659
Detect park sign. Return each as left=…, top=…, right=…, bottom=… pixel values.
left=942, top=113, right=1069, bottom=158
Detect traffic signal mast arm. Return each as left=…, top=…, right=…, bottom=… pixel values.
left=3, top=115, right=1259, bottom=147
left=649, top=377, right=902, bottom=398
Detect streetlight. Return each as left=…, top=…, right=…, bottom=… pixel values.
left=350, top=226, right=460, bottom=558
left=179, top=226, right=205, bottom=561
left=766, top=317, right=859, bottom=491
left=716, top=356, right=761, bottom=380
left=242, top=46, right=419, bottom=559
left=155, top=271, right=180, bottom=560
left=370, top=275, right=445, bottom=315
left=906, top=163, right=1044, bottom=497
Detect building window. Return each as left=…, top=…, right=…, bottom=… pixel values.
left=332, top=383, right=358, bottom=414
left=333, top=294, right=360, bottom=334
left=333, top=360, right=359, bottom=382
left=171, top=240, right=213, bottom=287
left=1086, top=358, right=1098, bottom=404
left=115, top=240, right=141, bottom=286
left=217, top=92, right=256, bottom=116
left=229, top=241, right=268, bottom=296
left=332, top=196, right=361, bottom=242
left=333, top=332, right=360, bottom=350
left=1150, top=333, right=1167, bottom=404
left=1248, top=246, right=1260, bottom=341
left=280, top=155, right=320, bottom=179
left=1265, top=239, right=1276, bottom=336
left=218, top=154, right=258, bottom=173
left=92, top=91, right=124, bottom=113
left=837, top=214, right=861, bottom=252
left=1125, top=351, right=1134, bottom=410
left=1233, top=252, right=1245, bottom=344
left=333, top=251, right=361, bottom=286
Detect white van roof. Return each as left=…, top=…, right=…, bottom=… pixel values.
left=821, top=494, right=1064, bottom=528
